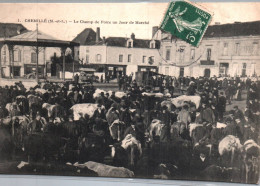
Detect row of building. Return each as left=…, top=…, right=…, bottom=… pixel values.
left=0, top=21, right=259, bottom=79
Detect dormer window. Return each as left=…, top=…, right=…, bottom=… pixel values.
left=150, top=40, right=156, bottom=49
left=96, top=54, right=101, bottom=62
left=127, top=39, right=133, bottom=48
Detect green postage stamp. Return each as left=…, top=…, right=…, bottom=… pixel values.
left=160, top=0, right=213, bottom=47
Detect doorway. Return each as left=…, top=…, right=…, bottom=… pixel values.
left=204, top=68, right=211, bottom=77
left=219, top=63, right=229, bottom=77
left=179, top=67, right=184, bottom=77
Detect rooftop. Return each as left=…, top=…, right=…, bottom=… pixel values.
left=161, top=20, right=260, bottom=40
left=204, top=21, right=260, bottom=38
left=72, top=28, right=101, bottom=45
left=72, top=28, right=160, bottom=49
left=0, top=23, right=28, bottom=38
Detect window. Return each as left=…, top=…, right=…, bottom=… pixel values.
left=242, top=63, right=247, bottom=76
left=190, top=49, right=195, bottom=60
left=166, top=46, right=171, bottom=60
left=235, top=43, right=240, bottom=55
left=150, top=41, right=155, bottom=48
left=165, top=67, right=169, bottom=75
left=179, top=46, right=185, bottom=62
left=207, top=48, right=211, bottom=61
left=13, top=49, right=21, bottom=62
left=31, top=53, right=37, bottom=63
left=128, top=41, right=132, bottom=48
left=148, top=56, right=154, bottom=64
left=252, top=42, right=258, bottom=55
left=127, top=39, right=133, bottom=48
left=96, top=54, right=101, bottom=62
left=223, top=43, right=228, bottom=55
left=119, top=55, right=123, bottom=62
left=128, top=54, right=131, bottom=63
left=2, top=46, right=7, bottom=63
left=86, top=55, right=89, bottom=64
left=179, top=67, right=184, bottom=77
left=142, top=56, right=146, bottom=63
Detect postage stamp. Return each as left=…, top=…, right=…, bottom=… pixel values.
left=160, top=0, right=213, bottom=47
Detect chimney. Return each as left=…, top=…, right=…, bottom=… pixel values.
left=152, top=26, right=159, bottom=38
left=215, top=22, right=221, bottom=25
left=96, top=27, right=100, bottom=43
left=131, top=33, right=135, bottom=40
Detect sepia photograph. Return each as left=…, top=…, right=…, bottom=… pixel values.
left=0, top=1, right=259, bottom=184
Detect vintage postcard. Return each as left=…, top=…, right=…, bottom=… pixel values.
left=0, top=2, right=259, bottom=184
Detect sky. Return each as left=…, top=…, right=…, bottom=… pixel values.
left=0, top=2, right=259, bottom=41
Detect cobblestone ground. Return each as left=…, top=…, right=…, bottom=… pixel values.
left=226, top=90, right=247, bottom=112
left=0, top=80, right=252, bottom=180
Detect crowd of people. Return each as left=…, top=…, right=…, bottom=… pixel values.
left=0, top=75, right=259, bottom=182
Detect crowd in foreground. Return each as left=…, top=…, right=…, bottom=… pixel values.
left=0, top=75, right=259, bottom=183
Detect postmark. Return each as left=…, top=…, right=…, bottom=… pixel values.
left=160, top=0, right=213, bottom=47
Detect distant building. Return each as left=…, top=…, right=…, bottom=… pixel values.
left=158, top=21, right=260, bottom=77
left=73, top=27, right=160, bottom=78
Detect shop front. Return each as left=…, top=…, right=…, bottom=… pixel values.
left=9, top=66, right=22, bottom=77
left=106, top=65, right=126, bottom=79
left=24, top=64, right=45, bottom=78
left=138, top=65, right=158, bottom=73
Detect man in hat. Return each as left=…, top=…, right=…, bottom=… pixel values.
left=110, top=91, right=118, bottom=103
left=124, top=115, right=145, bottom=145
left=106, top=104, right=119, bottom=126
left=52, top=100, right=64, bottom=119
left=26, top=87, right=35, bottom=97
left=70, top=89, right=82, bottom=105
left=18, top=81, right=26, bottom=92
left=190, top=146, right=210, bottom=178
left=217, top=92, right=226, bottom=122
left=223, top=116, right=243, bottom=139
left=199, top=102, right=215, bottom=124
left=28, top=113, right=43, bottom=134
left=74, top=73, right=79, bottom=84
left=93, top=99, right=106, bottom=120
left=46, top=89, right=55, bottom=105
left=225, top=84, right=232, bottom=105
left=186, top=81, right=196, bottom=96
left=232, top=105, right=245, bottom=123
left=119, top=104, right=131, bottom=127
left=160, top=105, right=171, bottom=127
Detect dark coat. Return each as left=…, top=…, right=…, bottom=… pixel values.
left=217, top=95, right=226, bottom=113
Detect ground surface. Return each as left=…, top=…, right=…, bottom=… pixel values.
left=0, top=78, right=249, bottom=180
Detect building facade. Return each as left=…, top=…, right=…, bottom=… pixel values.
left=0, top=44, right=61, bottom=78
left=73, top=27, right=161, bottom=78
left=158, top=21, right=260, bottom=77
